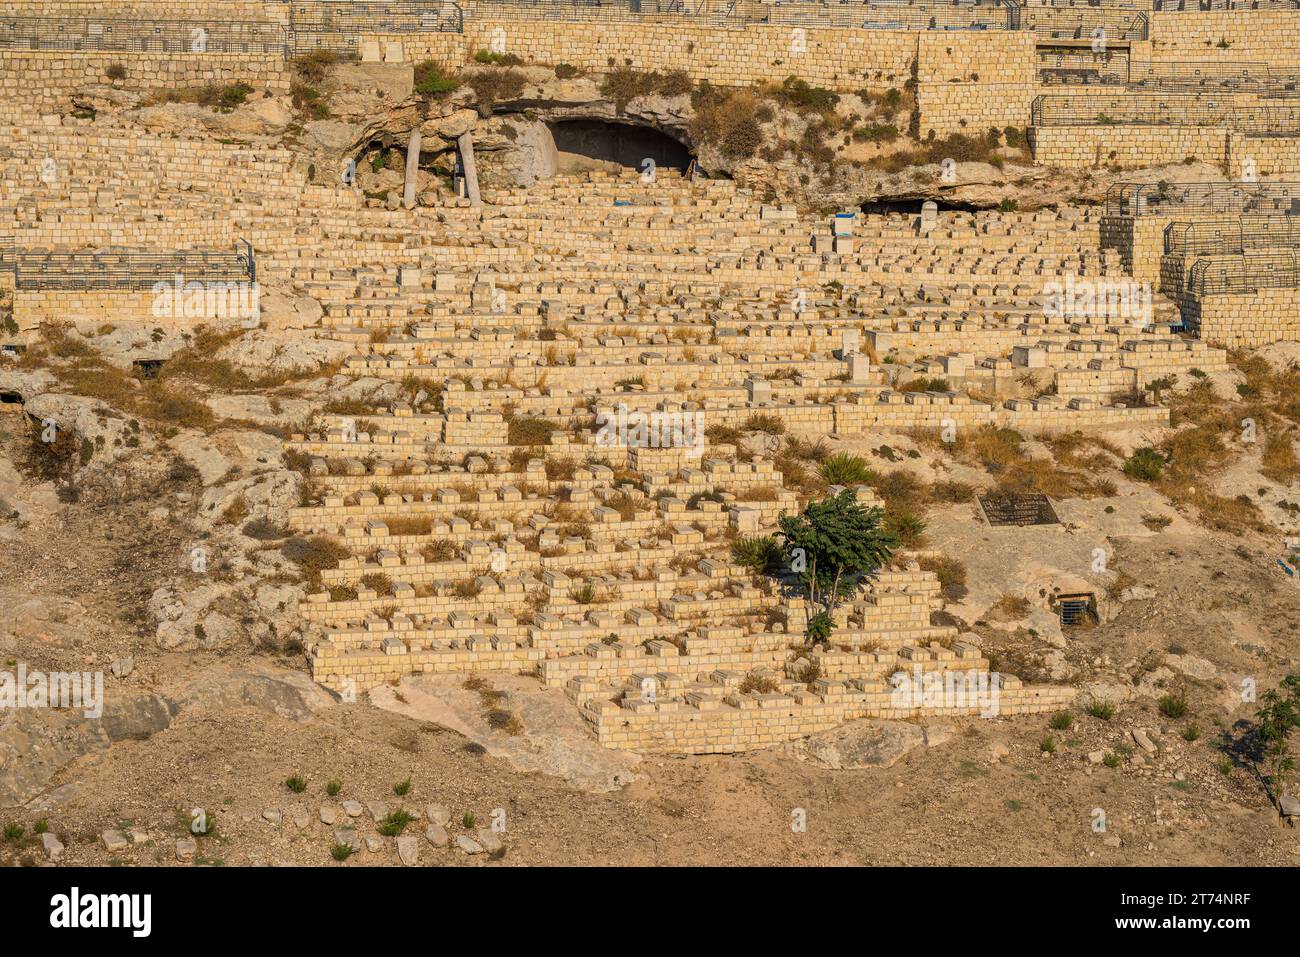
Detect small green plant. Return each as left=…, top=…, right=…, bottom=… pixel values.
left=1004, top=799, right=1023, bottom=811
left=377, top=809, right=413, bottom=837
left=393, top=776, right=413, bottom=797
left=568, top=583, right=597, bottom=604
left=1102, top=752, right=1121, bottom=768
left=819, top=452, right=873, bottom=486
left=731, top=534, right=784, bottom=574
left=215, top=82, right=253, bottom=110
left=1039, top=736, right=1056, bottom=754
left=1182, top=723, right=1202, bottom=742
left=413, top=60, right=459, bottom=96
left=326, top=779, right=343, bottom=797
left=1254, top=675, right=1300, bottom=810
left=1123, top=447, right=1166, bottom=482
left=1049, top=711, right=1074, bottom=731
left=473, top=49, right=524, bottom=66
left=462, top=812, right=477, bottom=829
left=1087, top=700, right=1116, bottom=721
left=34, top=819, right=48, bottom=834
left=285, top=775, right=307, bottom=793
left=806, top=610, right=834, bottom=643
left=1158, top=692, right=1188, bottom=719
left=330, top=842, right=354, bottom=861
left=3, top=823, right=23, bottom=841
left=1217, top=755, right=1234, bottom=776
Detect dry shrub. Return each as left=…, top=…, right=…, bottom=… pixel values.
left=739, top=671, right=780, bottom=694
left=986, top=594, right=1029, bottom=621
left=466, top=68, right=525, bottom=116
left=1260, top=431, right=1298, bottom=484
left=385, top=516, right=433, bottom=536
left=918, top=555, right=968, bottom=603
left=689, top=85, right=765, bottom=159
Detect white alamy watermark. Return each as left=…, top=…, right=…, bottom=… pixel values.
left=50, top=888, right=151, bottom=937
left=0, top=663, right=103, bottom=719
left=595, top=403, right=705, bottom=458
left=151, top=274, right=260, bottom=327
left=1042, top=275, right=1151, bottom=328
left=889, top=666, right=1001, bottom=718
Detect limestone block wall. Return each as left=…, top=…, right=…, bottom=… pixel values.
left=459, top=19, right=919, bottom=91
left=1230, top=135, right=1300, bottom=179
left=371, top=19, right=1034, bottom=135
left=586, top=676, right=1077, bottom=754
left=1185, top=286, right=1300, bottom=348
left=1100, top=214, right=1170, bottom=286
left=1029, top=124, right=1230, bottom=169
left=1147, top=10, right=1300, bottom=63
left=6, top=1, right=276, bottom=19
left=914, top=31, right=1037, bottom=137
left=13, top=288, right=255, bottom=331
left=0, top=51, right=291, bottom=111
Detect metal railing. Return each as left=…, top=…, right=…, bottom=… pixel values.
left=288, top=1, right=463, bottom=53
left=1153, top=0, right=1300, bottom=11
left=1129, top=59, right=1296, bottom=92
left=1107, top=182, right=1300, bottom=217
left=1031, top=93, right=1300, bottom=132
left=0, top=17, right=289, bottom=54
left=750, top=1, right=1019, bottom=30
left=1165, top=215, right=1300, bottom=255
left=1020, top=8, right=1148, bottom=40
left=0, top=6, right=467, bottom=58
left=1039, top=58, right=1300, bottom=93
left=463, top=0, right=730, bottom=25
left=1188, top=250, right=1300, bottom=296
left=12, top=244, right=256, bottom=292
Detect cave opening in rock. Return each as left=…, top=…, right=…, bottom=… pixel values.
left=546, top=120, right=693, bottom=175
left=859, top=198, right=987, bottom=215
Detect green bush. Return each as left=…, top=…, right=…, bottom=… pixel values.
left=1123, top=447, right=1166, bottom=482
left=819, top=452, right=873, bottom=486
left=414, top=61, right=459, bottom=96
left=731, top=535, right=784, bottom=574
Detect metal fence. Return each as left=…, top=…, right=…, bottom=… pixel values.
left=12, top=244, right=256, bottom=292
left=1040, top=58, right=1300, bottom=93
left=1020, top=8, right=1148, bottom=40
left=1032, top=94, right=1300, bottom=132
left=1153, top=0, right=1300, bottom=11
left=1106, top=182, right=1300, bottom=217
left=750, top=1, right=1019, bottom=31
left=288, top=1, right=462, bottom=52
left=0, top=17, right=289, bottom=54
left=1188, top=250, right=1300, bottom=296
left=1165, top=215, right=1300, bottom=255
left=461, top=0, right=734, bottom=26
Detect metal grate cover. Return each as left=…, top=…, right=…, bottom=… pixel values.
left=978, top=492, right=1061, bottom=527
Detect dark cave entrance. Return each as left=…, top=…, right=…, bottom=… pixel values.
left=859, top=197, right=987, bottom=215
left=546, top=119, right=693, bottom=173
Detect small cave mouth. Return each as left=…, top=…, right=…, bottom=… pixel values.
left=546, top=119, right=693, bottom=174
left=132, top=359, right=164, bottom=380
left=0, top=390, right=23, bottom=410
left=859, top=197, right=988, bottom=215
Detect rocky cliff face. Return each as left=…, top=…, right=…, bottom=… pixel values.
left=70, top=59, right=1233, bottom=213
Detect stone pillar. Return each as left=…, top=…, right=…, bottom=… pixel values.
left=403, top=130, right=421, bottom=210
left=919, top=200, right=938, bottom=235
left=457, top=132, right=481, bottom=209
